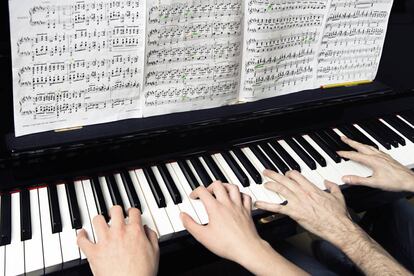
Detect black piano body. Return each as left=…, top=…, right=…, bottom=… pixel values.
left=0, top=0, right=413, bottom=275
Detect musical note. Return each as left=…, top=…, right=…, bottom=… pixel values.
left=316, top=0, right=393, bottom=85
left=10, top=0, right=146, bottom=136
left=143, top=0, right=243, bottom=116
left=240, top=0, right=330, bottom=100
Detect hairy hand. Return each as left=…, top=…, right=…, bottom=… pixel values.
left=255, top=170, right=355, bottom=245
left=338, top=136, right=414, bottom=192
left=77, top=206, right=159, bottom=276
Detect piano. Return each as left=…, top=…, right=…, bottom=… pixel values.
left=1, top=1, right=414, bottom=275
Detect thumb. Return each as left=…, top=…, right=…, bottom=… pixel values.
left=324, top=180, right=345, bottom=202
left=342, top=175, right=373, bottom=186
left=77, top=229, right=95, bottom=257
left=180, top=212, right=206, bottom=241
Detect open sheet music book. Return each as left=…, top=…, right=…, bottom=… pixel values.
left=9, top=0, right=394, bottom=137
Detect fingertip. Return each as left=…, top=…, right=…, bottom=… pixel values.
left=342, top=175, right=351, bottom=184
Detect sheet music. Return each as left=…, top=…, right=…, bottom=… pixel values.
left=239, top=0, right=330, bottom=101
left=10, top=0, right=146, bottom=136
left=142, top=0, right=243, bottom=116
left=316, top=0, right=394, bottom=85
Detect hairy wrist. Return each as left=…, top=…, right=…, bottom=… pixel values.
left=324, top=217, right=363, bottom=250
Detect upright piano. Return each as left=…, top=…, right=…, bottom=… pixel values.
left=0, top=0, right=414, bottom=275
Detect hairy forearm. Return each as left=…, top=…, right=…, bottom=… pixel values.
left=330, top=220, right=411, bottom=276
left=239, top=240, right=308, bottom=276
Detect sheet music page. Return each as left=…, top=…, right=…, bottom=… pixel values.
left=142, top=0, right=243, bottom=116
left=10, top=0, right=146, bottom=137
left=316, top=0, right=394, bottom=85
left=239, top=0, right=331, bottom=101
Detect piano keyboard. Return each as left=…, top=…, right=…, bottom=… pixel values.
left=0, top=112, right=414, bottom=275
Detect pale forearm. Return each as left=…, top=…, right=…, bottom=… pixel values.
left=331, top=221, right=411, bottom=276
left=239, top=240, right=308, bottom=276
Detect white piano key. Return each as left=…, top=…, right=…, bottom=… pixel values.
left=301, top=135, right=346, bottom=185
left=379, top=119, right=414, bottom=167
left=213, top=152, right=257, bottom=201
left=134, top=169, right=174, bottom=237
left=398, top=115, right=414, bottom=128
left=114, top=173, right=132, bottom=213
left=198, top=157, right=217, bottom=182
left=354, top=123, right=406, bottom=165
left=56, top=184, right=81, bottom=266
left=5, top=192, right=25, bottom=276
left=128, top=171, right=158, bottom=235
left=240, top=147, right=285, bottom=203
left=24, top=189, right=44, bottom=275
left=38, top=187, right=63, bottom=272
left=186, top=160, right=204, bottom=187
left=152, top=166, right=185, bottom=232
left=0, top=195, right=4, bottom=276
left=230, top=150, right=270, bottom=203
left=81, top=180, right=99, bottom=242
left=166, top=163, right=201, bottom=224
left=74, top=181, right=95, bottom=260
left=169, top=162, right=209, bottom=224
left=333, top=129, right=373, bottom=177
left=98, top=176, right=113, bottom=211
left=277, top=140, right=326, bottom=190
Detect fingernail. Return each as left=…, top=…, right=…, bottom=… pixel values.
left=342, top=176, right=349, bottom=183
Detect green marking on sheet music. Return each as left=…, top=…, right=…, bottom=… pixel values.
left=255, top=64, right=264, bottom=69
left=267, top=4, right=273, bottom=11
left=192, top=32, right=199, bottom=36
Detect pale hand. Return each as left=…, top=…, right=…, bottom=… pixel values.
left=180, top=182, right=263, bottom=265
left=255, top=170, right=355, bottom=245
left=180, top=182, right=306, bottom=275
left=77, top=206, right=159, bottom=276
left=338, top=136, right=414, bottom=192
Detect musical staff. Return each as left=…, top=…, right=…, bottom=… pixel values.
left=143, top=0, right=243, bottom=116
left=240, top=0, right=329, bottom=100
left=8, top=0, right=394, bottom=137
left=316, top=0, right=393, bottom=85
left=10, top=0, right=146, bottom=136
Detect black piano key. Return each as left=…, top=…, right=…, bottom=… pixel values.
left=232, top=148, right=262, bottom=184
left=321, top=130, right=350, bottom=161
left=308, top=133, right=342, bottom=163
left=221, top=152, right=250, bottom=187
left=158, top=164, right=182, bottom=205
left=143, top=168, right=166, bottom=208
left=190, top=158, right=213, bottom=187
left=120, top=171, right=141, bottom=211
left=367, top=120, right=399, bottom=148
left=384, top=115, right=414, bottom=143
left=65, top=182, right=82, bottom=230
left=400, top=110, right=414, bottom=125
left=47, top=185, right=62, bottom=233
left=20, top=189, right=32, bottom=241
left=249, top=145, right=278, bottom=172
left=0, top=193, right=12, bottom=246
left=338, top=125, right=379, bottom=149
left=376, top=119, right=406, bottom=146
left=285, top=138, right=317, bottom=170
left=294, top=136, right=326, bottom=167
left=269, top=141, right=301, bottom=172
left=177, top=160, right=200, bottom=190
left=324, top=129, right=354, bottom=152
left=105, top=175, right=126, bottom=216
left=358, top=121, right=392, bottom=149
left=260, top=143, right=290, bottom=174
left=90, top=177, right=110, bottom=222
left=202, top=155, right=229, bottom=183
